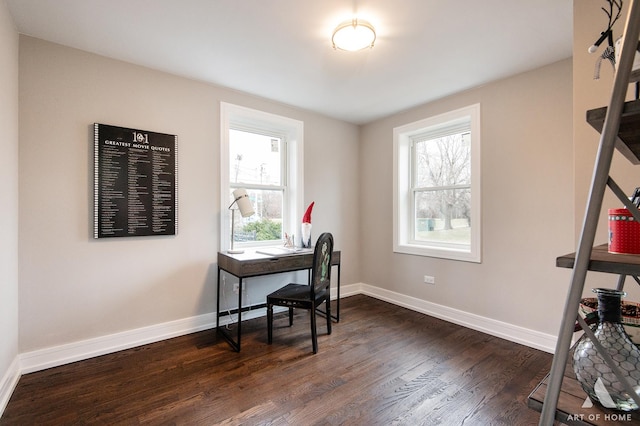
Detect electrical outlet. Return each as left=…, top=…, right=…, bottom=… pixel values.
left=233, top=283, right=240, bottom=294
left=423, top=275, right=435, bottom=285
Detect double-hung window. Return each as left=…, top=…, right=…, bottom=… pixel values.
left=220, top=103, right=303, bottom=251
left=393, top=104, right=481, bottom=262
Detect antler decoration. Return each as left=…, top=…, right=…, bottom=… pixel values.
left=590, top=0, right=623, bottom=79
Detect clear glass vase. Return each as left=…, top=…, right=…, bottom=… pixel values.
left=573, top=288, right=640, bottom=411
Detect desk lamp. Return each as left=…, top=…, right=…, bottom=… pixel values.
left=228, top=188, right=254, bottom=254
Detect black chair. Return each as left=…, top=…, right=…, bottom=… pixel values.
left=267, top=232, right=334, bottom=354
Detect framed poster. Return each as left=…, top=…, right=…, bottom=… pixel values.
left=94, top=123, right=178, bottom=238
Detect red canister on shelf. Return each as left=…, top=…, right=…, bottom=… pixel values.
left=608, top=208, right=640, bottom=254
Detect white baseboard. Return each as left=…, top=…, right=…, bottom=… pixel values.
left=17, top=282, right=555, bottom=378
left=337, top=282, right=362, bottom=298
left=18, top=304, right=290, bottom=375
left=0, top=356, right=20, bottom=417
left=351, top=283, right=556, bottom=353
left=20, top=313, right=216, bottom=374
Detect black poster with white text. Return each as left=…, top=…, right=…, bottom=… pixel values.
left=94, top=123, right=178, bottom=238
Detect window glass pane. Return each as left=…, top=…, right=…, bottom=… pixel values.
left=414, top=132, right=471, bottom=188
left=229, top=129, right=282, bottom=185
left=414, top=188, right=471, bottom=245
left=222, top=103, right=303, bottom=252
left=394, top=103, right=480, bottom=262
left=231, top=188, right=283, bottom=242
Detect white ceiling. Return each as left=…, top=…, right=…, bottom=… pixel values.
left=6, top=0, right=573, bottom=125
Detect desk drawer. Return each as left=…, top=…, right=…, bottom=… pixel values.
left=218, top=251, right=340, bottom=278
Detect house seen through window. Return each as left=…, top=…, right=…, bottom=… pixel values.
left=220, top=103, right=303, bottom=251
left=229, top=130, right=285, bottom=243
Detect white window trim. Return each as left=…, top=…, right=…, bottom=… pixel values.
left=220, top=102, right=304, bottom=251
left=393, top=104, right=481, bottom=262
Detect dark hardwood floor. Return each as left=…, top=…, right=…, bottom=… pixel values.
left=1, top=295, right=552, bottom=425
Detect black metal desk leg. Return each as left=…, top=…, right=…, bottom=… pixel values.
left=216, top=267, right=221, bottom=329
left=216, top=271, right=242, bottom=352
left=336, top=263, right=341, bottom=322
left=236, top=277, right=243, bottom=351
left=316, top=263, right=341, bottom=322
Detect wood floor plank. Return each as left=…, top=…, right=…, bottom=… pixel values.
left=1, top=295, right=552, bottom=425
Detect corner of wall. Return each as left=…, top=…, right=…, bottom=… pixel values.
left=0, top=357, right=20, bottom=417
left=0, top=0, right=21, bottom=418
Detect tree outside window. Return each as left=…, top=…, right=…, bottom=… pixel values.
left=229, top=130, right=284, bottom=242
left=220, top=102, right=304, bottom=252
left=413, top=132, right=471, bottom=245
left=394, top=103, right=481, bottom=262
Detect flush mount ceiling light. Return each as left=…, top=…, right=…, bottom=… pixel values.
left=332, top=18, right=376, bottom=51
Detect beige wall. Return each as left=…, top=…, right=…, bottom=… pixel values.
left=12, top=0, right=633, bottom=377
left=573, top=1, right=640, bottom=301
left=360, top=58, right=574, bottom=338
left=0, top=0, right=19, bottom=411
left=17, top=36, right=360, bottom=353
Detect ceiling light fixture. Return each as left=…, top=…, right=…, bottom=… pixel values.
left=332, top=18, right=376, bottom=51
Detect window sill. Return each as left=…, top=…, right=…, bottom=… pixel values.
left=393, top=243, right=481, bottom=263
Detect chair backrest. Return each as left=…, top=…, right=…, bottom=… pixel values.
left=311, top=232, right=334, bottom=296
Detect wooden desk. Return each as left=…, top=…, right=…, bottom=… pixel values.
left=216, top=249, right=341, bottom=351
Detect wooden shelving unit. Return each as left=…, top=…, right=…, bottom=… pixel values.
left=528, top=244, right=640, bottom=425
left=534, top=3, right=640, bottom=424
left=587, top=99, right=640, bottom=165
left=556, top=243, right=640, bottom=276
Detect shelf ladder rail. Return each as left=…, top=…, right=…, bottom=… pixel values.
left=540, top=2, right=640, bottom=424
